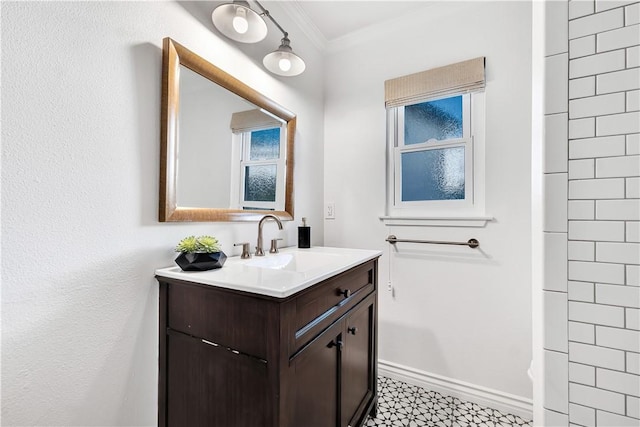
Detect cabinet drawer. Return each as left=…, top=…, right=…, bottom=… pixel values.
left=291, top=261, right=375, bottom=353
left=165, top=281, right=273, bottom=359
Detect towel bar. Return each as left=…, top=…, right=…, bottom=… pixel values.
left=386, top=235, right=479, bottom=249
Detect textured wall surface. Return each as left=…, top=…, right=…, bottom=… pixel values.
left=543, top=1, right=640, bottom=425
left=1, top=2, right=324, bottom=425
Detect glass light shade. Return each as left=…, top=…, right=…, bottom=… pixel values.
left=211, top=1, right=267, bottom=43
left=263, top=37, right=306, bottom=77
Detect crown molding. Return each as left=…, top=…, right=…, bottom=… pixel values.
left=276, top=1, right=329, bottom=52
left=276, top=1, right=458, bottom=55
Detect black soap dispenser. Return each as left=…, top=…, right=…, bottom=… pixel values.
left=298, top=217, right=311, bottom=249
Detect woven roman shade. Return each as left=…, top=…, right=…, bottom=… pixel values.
left=384, top=57, right=486, bottom=108
left=230, top=109, right=283, bottom=133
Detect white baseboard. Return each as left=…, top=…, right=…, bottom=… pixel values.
left=378, top=359, right=533, bottom=421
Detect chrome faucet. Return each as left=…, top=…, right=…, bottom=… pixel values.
left=256, top=214, right=283, bottom=256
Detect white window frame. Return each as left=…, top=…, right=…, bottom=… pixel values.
left=385, top=92, right=486, bottom=222
left=230, top=125, right=286, bottom=211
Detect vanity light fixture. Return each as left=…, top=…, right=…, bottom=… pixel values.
left=262, top=34, right=306, bottom=77
left=211, top=0, right=306, bottom=77
left=211, top=1, right=268, bottom=43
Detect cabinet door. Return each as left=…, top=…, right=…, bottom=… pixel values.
left=341, top=296, right=376, bottom=427
left=165, top=331, right=270, bottom=427
left=291, top=320, right=343, bottom=427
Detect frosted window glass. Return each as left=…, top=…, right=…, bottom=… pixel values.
left=404, top=96, right=463, bottom=145
left=401, top=147, right=465, bottom=201
left=250, top=128, right=280, bottom=160
left=244, top=165, right=277, bottom=202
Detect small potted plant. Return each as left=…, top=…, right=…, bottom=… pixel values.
left=174, top=235, right=227, bottom=271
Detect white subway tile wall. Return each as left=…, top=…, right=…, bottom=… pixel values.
left=569, top=382, right=626, bottom=414
left=595, top=0, right=638, bottom=13
left=596, top=111, right=640, bottom=135
left=596, top=68, right=640, bottom=94
left=569, top=49, right=626, bottom=78
left=545, top=173, right=569, bottom=232
left=627, top=176, right=640, bottom=197
left=628, top=264, right=640, bottom=285
left=570, top=35, right=597, bottom=59
left=547, top=1, right=570, bottom=56
left=569, top=117, right=596, bottom=139
left=629, top=396, right=640, bottom=418
left=628, top=308, right=640, bottom=330
left=569, top=135, right=626, bottom=158
left=569, top=280, right=596, bottom=302
left=629, top=45, right=640, bottom=66
left=628, top=352, right=640, bottom=374
left=628, top=90, right=640, bottom=111
left=570, top=0, right=595, bottom=19
left=545, top=2, right=640, bottom=425
left=546, top=113, right=570, bottom=173
left=569, top=158, right=596, bottom=179
left=568, top=200, right=596, bottom=219
left=570, top=75, right=597, bottom=98
left=570, top=361, right=597, bottom=385
left=623, top=221, right=640, bottom=239
left=545, top=350, right=570, bottom=413
left=568, top=240, right=595, bottom=261
left=569, top=402, right=596, bottom=426
left=546, top=233, right=570, bottom=291
left=568, top=8, right=624, bottom=39
left=547, top=54, right=570, bottom=114
left=628, top=134, right=640, bottom=153
left=569, top=321, right=596, bottom=344
left=596, top=410, right=640, bottom=426
left=595, top=155, right=640, bottom=178
left=546, top=291, right=570, bottom=352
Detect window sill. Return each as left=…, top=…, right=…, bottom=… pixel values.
left=379, top=215, right=494, bottom=227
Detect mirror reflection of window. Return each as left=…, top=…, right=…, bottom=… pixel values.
left=230, top=110, right=286, bottom=211
left=244, top=128, right=280, bottom=206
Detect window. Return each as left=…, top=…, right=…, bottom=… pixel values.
left=384, top=57, right=488, bottom=224
left=395, top=94, right=472, bottom=206
left=229, top=109, right=286, bottom=211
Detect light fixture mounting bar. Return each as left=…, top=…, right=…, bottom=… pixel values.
left=253, top=0, right=288, bottom=37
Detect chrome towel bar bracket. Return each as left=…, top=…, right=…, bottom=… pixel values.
left=386, top=235, right=480, bottom=249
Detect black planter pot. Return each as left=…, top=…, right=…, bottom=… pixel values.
left=175, top=251, right=227, bottom=271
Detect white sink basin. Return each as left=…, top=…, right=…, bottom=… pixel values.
left=155, top=246, right=382, bottom=298
left=244, top=251, right=342, bottom=272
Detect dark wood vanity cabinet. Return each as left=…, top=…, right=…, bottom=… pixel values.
left=157, top=259, right=378, bottom=427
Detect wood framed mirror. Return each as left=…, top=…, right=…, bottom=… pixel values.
left=160, top=38, right=295, bottom=222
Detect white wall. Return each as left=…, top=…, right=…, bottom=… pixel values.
left=324, top=0, right=533, bottom=406
left=1, top=2, right=324, bottom=425
left=178, top=74, right=249, bottom=208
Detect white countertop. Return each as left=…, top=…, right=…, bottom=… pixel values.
left=155, top=246, right=382, bottom=298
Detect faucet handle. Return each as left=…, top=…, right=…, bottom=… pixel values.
left=269, top=238, right=283, bottom=254
left=234, top=242, right=251, bottom=259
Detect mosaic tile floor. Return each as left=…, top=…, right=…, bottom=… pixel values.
left=366, top=376, right=532, bottom=427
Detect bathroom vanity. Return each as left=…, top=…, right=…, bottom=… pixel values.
left=155, top=247, right=381, bottom=427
